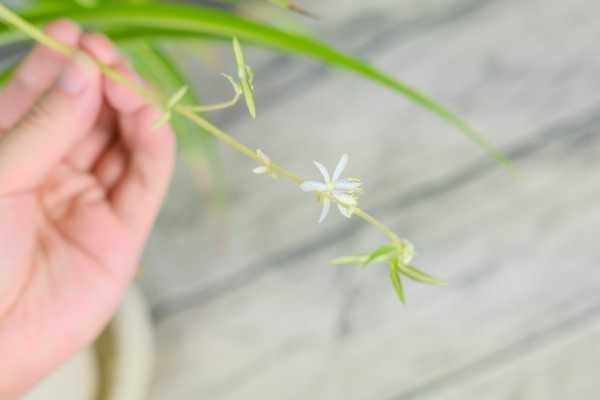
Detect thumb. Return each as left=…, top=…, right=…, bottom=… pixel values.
left=0, top=50, right=101, bottom=195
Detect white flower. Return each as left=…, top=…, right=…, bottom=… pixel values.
left=300, top=153, right=362, bottom=223
left=253, top=149, right=277, bottom=178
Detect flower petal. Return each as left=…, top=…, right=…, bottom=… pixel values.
left=318, top=199, right=331, bottom=223
left=334, top=180, right=361, bottom=191
left=332, top=153, right=349, bottom=181
left=313, top=161, right=330, bottom=183
left=300, top=181, right=327, bottom=192
left=337, top=203, right=353, bottom=218
left=334, top=193, right=357, bottom=206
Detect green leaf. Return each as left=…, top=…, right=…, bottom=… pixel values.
left=232, top=36, right=246, bottom=72
left=389, top=261, right=406, bottom=304
left=363, top=244, right=398, bottom=265
left=74, top=0, right=98, bottom=7
left=167, top=85, right=188, bottom=109
left=232, top=37, right=256, bottom=119
left=0, top=2, right=510, bottom=167
left=397, top=263, right=447, bottom=286
left=330, top=255, right=369, bottom=266
left=0, top=62, right=16, bottom=87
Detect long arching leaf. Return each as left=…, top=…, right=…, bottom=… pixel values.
left=0, top=2, right=510, bottom=167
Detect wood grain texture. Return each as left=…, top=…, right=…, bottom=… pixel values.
left=408, top=314, right=600, bottom=400
left=141, top=0, right=600, bottom=398
left=148, top=114, right=600, bottom=399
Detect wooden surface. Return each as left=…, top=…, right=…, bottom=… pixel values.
left=139, top=0, right=600, bottom=398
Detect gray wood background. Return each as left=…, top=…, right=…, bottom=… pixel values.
left=139, top=0, right=600, bottom=398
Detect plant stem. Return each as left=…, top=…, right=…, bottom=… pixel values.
left=187, top=92, right=241, bottom=113
left=176, top=106, right=304, bottom=184
left=0, top=4, right=72, bottom=57
left=0, top=3, right=405, bottom=247
left=0, top=4, right=160, bottom=104
left=352, top=208, right=401, bottom=244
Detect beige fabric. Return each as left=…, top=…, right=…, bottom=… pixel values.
left=25, top=348, right=98, bottom=400
left=96, top=286, right=155, bottom=400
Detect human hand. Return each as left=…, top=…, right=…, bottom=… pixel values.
left=0, top=20, right=174, bottom=398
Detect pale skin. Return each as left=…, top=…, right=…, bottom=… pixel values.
left=0, top=20, right=175, bottom=398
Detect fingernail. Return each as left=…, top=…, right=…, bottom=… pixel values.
left=58, top=51, right=95, bottom=94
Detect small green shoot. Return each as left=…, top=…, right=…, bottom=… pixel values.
left=232, top=37, right=256, bottom=119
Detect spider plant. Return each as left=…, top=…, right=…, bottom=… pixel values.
left=0, top=0, right=509, bottom=184
left=0, top=1, right=511, bottom=302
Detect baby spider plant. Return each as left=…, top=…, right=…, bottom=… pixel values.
left=0, top=3, right=509, bottom=303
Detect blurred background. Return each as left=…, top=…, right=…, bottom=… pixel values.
left=143, top=1, right=600, bottom=399
left=5, top=0, right=600, bottom=399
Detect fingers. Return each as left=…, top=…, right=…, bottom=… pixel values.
left=64, top=102, right=116, bottom=172
left=106, top=63, right=148, bottom=113
left=80, top=32, right=145, bottom=112
left=110, top=105, right=175, bottom=238
left=0, top=20, right=81, bottom=132
left=82, top=33, right=175, bottom=236
left=0, top=51, right=102, bottom=195
left=62, top=33, right=122, bottom=173
left=93, top=141, right=128, bottom=190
